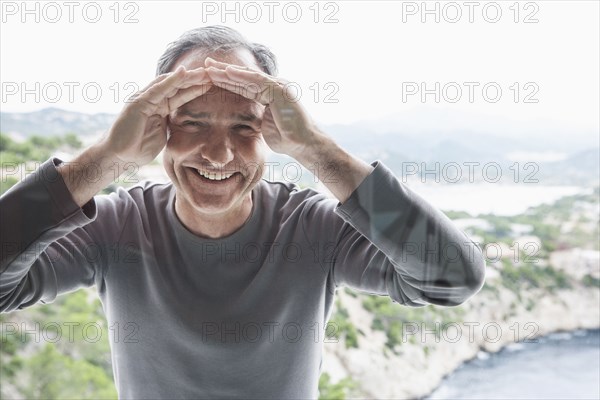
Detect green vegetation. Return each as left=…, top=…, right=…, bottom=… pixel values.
left=358, top=187, right=598, bottom=355
left=15, top=344, right=117, bottom=399
left=510, top=188, right=600, bottom=251
left=0, top=132, right=82, bottom=165
left=500, top=262, right=572, bottom=296
left=0, top=131, right=363, bottom=397
left=0, top=176, right=18, bottom=194
left=1, top=131, right=598, bottom=397
left=476, top=214, right=513, bottom=239
left=1, top=290, right=117, bottom=399
left=361, top=295, right=465, bottom=353
left=462, top=188, right=599, bottom=255
left=328, top=298, right=360, bottom=349
left=318, top=372, right=360, bottom=400
left=0, top=132, right=84, bottom=195
left=443, top=210, right=473, bottom=219
left=582, top=274, right=600, bottom=288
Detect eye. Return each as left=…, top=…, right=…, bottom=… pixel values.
left=232, top=125, right=260, bottom=136
left=182, top=121, right=208, bottom=127
left=232, top=124, right=254, bottom=131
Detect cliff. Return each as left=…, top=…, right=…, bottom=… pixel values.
left=321, top=281, right=600, bottom=399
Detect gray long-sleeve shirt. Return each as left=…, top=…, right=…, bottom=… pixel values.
left=0, top=157, right=485, bottom=399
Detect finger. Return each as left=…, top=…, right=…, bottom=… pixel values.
left=209, top=80, right=269, bottom=104
left=167, top=83, right=214, bottom=111
left=223, top=65, right=278, bottom=86
left=205, top=67, right=257, bottom=93
left=204, top=57, right=256, bottom=72
left=142, top=66, right=190, bottom=105
left=141, top=67, right=211, bottom=108
left=209, top=65, right=281, bottom=96
left=139, top=73, right=171, bottom=93
left=135, top=66, right=209, bottom=103
left=183, top=67, right=211, bottom=86
left=206, top=63, right=275, bottom=87
left=205, top=57, right=278, bottom=87
left=209, top=80, right=253, bottom=96
left=205, top=66, right=230, bottom=81
left=206, top=67, right=279, bottom=103
left=128, top=73, right=173, bottom=103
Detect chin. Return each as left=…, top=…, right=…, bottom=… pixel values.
left=189, top=193, right=242, bottom=215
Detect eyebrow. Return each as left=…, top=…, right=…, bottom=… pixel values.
left=178, top=110, right=261, bottom=123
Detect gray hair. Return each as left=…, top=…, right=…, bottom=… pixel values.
left=156, top=25, right=278, bottom=77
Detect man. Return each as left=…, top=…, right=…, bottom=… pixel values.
left=0, top=26, right=485, bottom=399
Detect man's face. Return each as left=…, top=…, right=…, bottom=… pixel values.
left=163, top=48, right=267, bottom=216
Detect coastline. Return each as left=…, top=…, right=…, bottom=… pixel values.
left=420, top=328, right=600, bottom=400
left=322, top=282, right=600, bottom=399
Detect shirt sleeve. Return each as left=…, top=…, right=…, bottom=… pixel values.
left=305, top=161, right=486, bottom=307
left=0, top=158, right=122, bottom=313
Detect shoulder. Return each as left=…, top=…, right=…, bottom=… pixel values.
left=94, top=180, right=173, bottom=216
left=120, top=180, right=172, bottom=203
left=257, top=178, right=338, bottom=221
left=259, top=178, right=328, bottom=203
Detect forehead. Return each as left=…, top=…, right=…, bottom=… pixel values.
left=177, top=87, right=263, bottom=118
left=171, top=47, right=264, bottom=115
left=171, top=46, right=261, bottom=72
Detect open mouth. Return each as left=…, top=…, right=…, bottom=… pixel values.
left=189, top=167, right=240, bottom=183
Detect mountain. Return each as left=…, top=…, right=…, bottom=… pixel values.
left=536, top=148, right=600, bottom=186
left=1, top=108, right=598, bottom=186
left=0, top=107, right=116, bottom=139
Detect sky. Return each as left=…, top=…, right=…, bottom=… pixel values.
left=1, top=0, right=599, bottom=137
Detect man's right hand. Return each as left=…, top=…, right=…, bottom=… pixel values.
left=102, top=65, right=212, bottom=167
left=57, top=66, right=212, bottom=207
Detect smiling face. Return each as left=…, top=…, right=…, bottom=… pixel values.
left=162, top=48, right=268, bottom=218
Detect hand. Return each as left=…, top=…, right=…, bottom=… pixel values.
left=102, top=66, right=213, bottom=167
left=204, top=57, right=323, bottom=158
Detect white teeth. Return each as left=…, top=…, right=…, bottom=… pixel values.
left=196, top=169, right=234, bottom=181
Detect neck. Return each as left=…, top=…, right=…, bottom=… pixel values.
left=174, top=192, right=254, bottom=239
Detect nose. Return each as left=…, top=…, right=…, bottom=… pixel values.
left=200, top=130, right=234, bottom=167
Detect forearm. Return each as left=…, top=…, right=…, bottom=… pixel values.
left=293, top=130, right=374, bottom=203
left=333, top=161, right=486, bottom=306
left=1, top=158, right=100, bottom=312
left=56, top=139, right=126, bottom=208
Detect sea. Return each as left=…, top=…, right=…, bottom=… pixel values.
left=407, top=184, right=593, bottom=216
left=426, top=329, right=600, bottom=400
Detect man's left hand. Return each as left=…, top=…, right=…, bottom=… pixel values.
left=204, top=57, right=322, bottom=159
left=203, top=57, right=373, bottom=203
